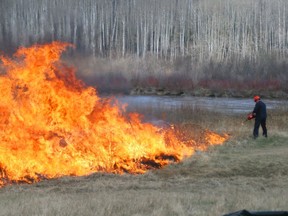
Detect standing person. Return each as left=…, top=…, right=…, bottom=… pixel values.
left=251, top=95, right=267, bottom=138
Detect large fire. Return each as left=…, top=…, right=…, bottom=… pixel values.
left=0, top=42, right=227, bottom=187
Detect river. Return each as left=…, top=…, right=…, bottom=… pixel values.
left=116, top=95, right=288, bottom=115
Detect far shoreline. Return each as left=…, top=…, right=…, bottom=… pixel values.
left=99, top=87, right=288, bottom=100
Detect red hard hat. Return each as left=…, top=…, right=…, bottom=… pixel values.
left=254, top=95, right=260, bottom=102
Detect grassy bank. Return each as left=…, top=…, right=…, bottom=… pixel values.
left=0, top=105, right=287, bottom=216
left=1, top=135, right=287, bottom=216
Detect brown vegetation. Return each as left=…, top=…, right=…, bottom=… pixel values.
left=71, top=55, right=288, bottom=98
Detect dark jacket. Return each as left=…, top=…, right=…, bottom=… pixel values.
left=253, top=100, right=267, bottom=120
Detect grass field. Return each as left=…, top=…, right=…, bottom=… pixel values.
left=0, top=105, right=287, bottom=216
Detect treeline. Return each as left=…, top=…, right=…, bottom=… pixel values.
left=1, top=0, right=288, bottom=95
left=1, top=0, right=288, bottom=60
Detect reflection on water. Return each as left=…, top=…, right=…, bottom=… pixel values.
left=116, top=95, right=288, bottom=115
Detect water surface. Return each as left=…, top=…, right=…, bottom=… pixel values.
left=116, top=95, right=288, bottom=115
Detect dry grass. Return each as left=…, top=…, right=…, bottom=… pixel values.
left=0, top=106, right=288, bottom=216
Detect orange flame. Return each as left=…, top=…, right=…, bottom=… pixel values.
left=0, top=42, right=228, bottom=187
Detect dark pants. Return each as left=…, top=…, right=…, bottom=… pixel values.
left=253, top=118, right=267, bottom=138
